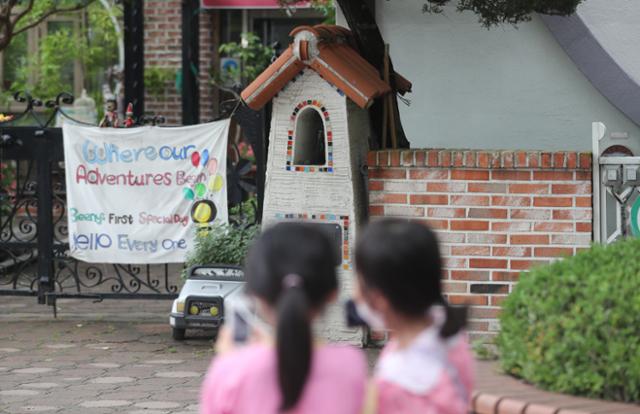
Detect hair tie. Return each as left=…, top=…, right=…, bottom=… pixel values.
left=282, top=273, right=303, bottom=289
left=428, top=304, right=446, bottom=328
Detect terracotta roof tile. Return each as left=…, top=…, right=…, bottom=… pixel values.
left=241, top=45, right=305, bottom=110
left=289, top=24, right=349, bottom=42
left=241, top=24, right=408, bottom=110
left=313, top=43, right=391, bottom=108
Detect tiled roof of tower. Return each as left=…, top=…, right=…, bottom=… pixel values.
left=241, top=24, right=410, bottom=110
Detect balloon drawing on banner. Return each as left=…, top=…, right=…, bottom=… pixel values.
left=207, top=158, right=218, bottom=175
left=183, top=153, right=223, bottom=234
left=208, top=175, right=224, bottom=192
left=192, top=200, right=217, bottom=224
left=183, top=156, right=225, bottom=233
left=195, top=183, right=207, bottom=197
left=201, top=149, right=209, bottom=166
left=191, top=151, right=201, bottom=167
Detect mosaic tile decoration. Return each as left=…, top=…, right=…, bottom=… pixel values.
left=274, top=213, right=350, bottom=270
left=286, top=99, right=334, bottom=173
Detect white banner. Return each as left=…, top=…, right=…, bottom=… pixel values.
left=62, top=120, right=230, bottom=264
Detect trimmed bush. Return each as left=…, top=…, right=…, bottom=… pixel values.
left=182, top=200, right=260, bottom=277
left=184, top=223, right=259, bottom=272
left=497, top=239, right=640, bottom=403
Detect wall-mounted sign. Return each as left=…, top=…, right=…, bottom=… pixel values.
left=200, top=0, right=309, bottom=9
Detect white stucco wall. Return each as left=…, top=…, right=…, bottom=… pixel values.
left=338, top=1, right=640, bottom=151
left=578, top=0, right=640, bottom=86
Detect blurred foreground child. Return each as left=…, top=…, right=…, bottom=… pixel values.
left=355, top=219, right=474, bottom=414
left=200, top=223, right=367, bottom=414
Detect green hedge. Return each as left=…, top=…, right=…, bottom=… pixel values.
left=497, top=239, right=640, bottom=403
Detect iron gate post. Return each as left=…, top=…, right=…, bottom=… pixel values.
left=35, top=129, right=54, bottom=304
left=181, top=0, right=200, bottom=125
left=124, top=0, right=145, bottom=120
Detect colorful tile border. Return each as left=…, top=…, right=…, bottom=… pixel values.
left=286, top=99, right=334, bottom=173
left=274, top=212, right=350, bottom=270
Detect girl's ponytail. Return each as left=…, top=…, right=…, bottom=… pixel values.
left=244, top=224, right=338, bottom=412
left=276, top=276, right=312, bottom=411
left=439, top=302, right=468, bottom=339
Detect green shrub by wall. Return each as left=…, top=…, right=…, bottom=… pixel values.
left=497, top=239, right=640, bottom=403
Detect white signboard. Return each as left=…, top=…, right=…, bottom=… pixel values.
left=62, top=120, right=230, bottom=264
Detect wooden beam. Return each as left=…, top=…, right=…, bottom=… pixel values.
left=336, top=0, right=410, bottom=148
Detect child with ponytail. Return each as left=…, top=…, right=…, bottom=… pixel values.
left=200, top=222, right=367, bottom=414
left=355, top=218, right=474, bottom=414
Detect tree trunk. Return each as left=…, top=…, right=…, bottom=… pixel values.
left=336, top=0, right=410, bottom=149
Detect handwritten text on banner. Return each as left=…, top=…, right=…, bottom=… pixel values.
left=62, top=120, right=230, bottom=263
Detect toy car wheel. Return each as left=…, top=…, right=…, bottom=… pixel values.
left=172, top=327, right=186, bottom=341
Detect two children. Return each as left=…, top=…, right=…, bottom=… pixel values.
left=200, top=223, right=367, bottom=414
left=200, top=219, right=473, bottom=414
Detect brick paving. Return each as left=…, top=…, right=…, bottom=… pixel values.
left=2, top=297, right=638, bottom=414
left=0, top=297, right=213, bottom=414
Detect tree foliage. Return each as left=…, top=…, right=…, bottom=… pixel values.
left=145, top=67, right=176, bottom=99
left=310, top=0, right=335, bottom=24
left=422, top=0, right=585, bottom=27
left=0, top=0, right=95, bottom=52
left=2, top=1, right=120, bottom=109
left=217, top=32, right=273, bottom=87
left=280, top=0, right=585, bottom=27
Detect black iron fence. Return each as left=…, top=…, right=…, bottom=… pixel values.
left=0, top=92, right=265, bottom=313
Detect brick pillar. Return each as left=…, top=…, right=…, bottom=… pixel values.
left=144, top=0, right=215, bottom=125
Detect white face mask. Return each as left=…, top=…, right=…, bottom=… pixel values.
left=356, top=301, right=386, bottom=331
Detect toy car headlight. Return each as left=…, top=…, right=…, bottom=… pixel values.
left=185, top=299, right=222, bottom=317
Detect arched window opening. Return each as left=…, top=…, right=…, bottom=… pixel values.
left=293, top=108, right=326, bottom=166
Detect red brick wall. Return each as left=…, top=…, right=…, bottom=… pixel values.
left=367, top=149, right=593, bottom=342
left=144, top=1, right=216, bottom=125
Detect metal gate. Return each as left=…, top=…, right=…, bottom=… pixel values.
left=0, top=92, right=265, bottom=312
left=592, top=121, right=640, bottom=244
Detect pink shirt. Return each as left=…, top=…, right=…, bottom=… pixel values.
left=374, top=329, right=474, bottom=414
left=200, top=344, right=367, bottom=414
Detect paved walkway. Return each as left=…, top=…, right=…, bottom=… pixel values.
left=2, top=296, right=638, bottom=414
left=1, top=297, right=212, bottom=414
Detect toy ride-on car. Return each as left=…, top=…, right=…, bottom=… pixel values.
left=170, top=264, right=245, bottom=340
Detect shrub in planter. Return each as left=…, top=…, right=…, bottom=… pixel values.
left=497, top=239, right=640, bottom=402
left=184, top=223, right=259, bottom=273
left=182, top=200, right=260, bottom=276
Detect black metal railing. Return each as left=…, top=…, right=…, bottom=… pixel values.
left=0, top=91, right=265, bottom=312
